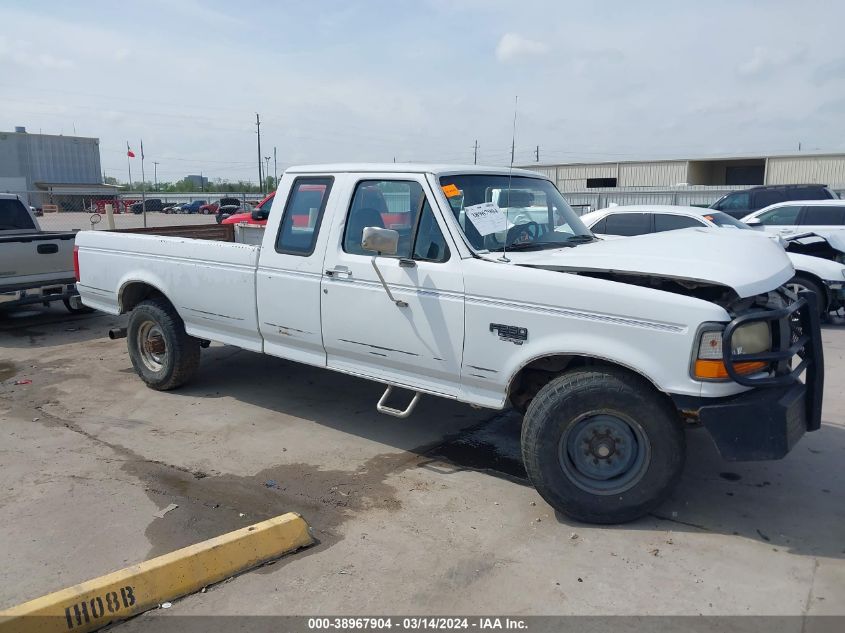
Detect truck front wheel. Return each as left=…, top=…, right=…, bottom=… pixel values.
left=521, top=367, right=684, bottom=524
left=127, top=298, right=201, bottom=390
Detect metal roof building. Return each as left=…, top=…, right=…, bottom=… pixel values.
left=520, top=152, right=845, bottom=211
left=0, top=126, right=103, bottom=204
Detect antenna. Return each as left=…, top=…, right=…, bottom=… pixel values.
left=499, top=95, right=518, bottom=263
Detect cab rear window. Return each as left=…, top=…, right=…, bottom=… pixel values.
left=274, top=178, right=332, bottom=256
left=0, top=199, right=36, bottom=231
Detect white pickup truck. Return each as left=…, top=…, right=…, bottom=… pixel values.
left=75, top=164, right=824, bottom=524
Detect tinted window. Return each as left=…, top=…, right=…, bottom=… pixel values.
left=716, top=192, right=750, bottom=211
left=275, top=177, right=332, bottom=255
left=757, top=205, right=801, bottom=226
left=790, top=188, right=833, bottom=201
left=590, top=217, right=607, bottom=233
left=753, top=190, right=785, bottom=209
left=603, top=213, right=651, bottom=236
left=800, top=205, right=845, bottom=225
left=654, top=214, right=704, bottom=232
left=0, top=199, right=36, bottom=230
left=412, top=202, right=450, bottom=262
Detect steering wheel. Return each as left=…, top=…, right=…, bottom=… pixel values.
left=505, top=221, right=541, bottom=247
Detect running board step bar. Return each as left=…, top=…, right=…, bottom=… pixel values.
left=376, top=385, right=421, bottom=418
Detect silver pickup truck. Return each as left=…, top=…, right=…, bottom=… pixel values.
left=0, top=193, right=88, bottom=312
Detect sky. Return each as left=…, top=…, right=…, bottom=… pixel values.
left=2, top=0, right=845, bottom=184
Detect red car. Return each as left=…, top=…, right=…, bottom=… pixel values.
left=222, top=192, right=274, bottom=226
left=199, top=197, right=243, bottom=215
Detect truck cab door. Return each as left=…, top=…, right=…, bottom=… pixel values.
left=256, top=175, right=336, bottom=366
left=320, top=175, right=465, bottom=397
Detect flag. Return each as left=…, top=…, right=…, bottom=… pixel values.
left=127, top=142, right=135, bottom=158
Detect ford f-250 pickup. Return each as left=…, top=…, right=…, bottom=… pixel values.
left=75, top=164, right=824, bottom=524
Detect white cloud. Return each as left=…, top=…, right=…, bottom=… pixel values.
left=495, top=33, right=548, bottom=62
left=738, top=45, right=807, bottom=78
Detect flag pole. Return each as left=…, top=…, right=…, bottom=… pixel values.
left=140, top=139, right=147, bottom=228
left=126, top=142, right=133, bottom=207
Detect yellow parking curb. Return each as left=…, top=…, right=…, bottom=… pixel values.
left=0, top=512, right=313, bottom=633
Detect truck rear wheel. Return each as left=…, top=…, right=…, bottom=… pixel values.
left=521, top=367, right=685, bottom=524
left=127, top=298, right=200, bottom=390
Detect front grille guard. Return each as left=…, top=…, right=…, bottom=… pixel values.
left=722, top=291, right=824, bottom=431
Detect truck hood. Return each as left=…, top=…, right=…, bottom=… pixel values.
left=508, top=227, right=794, bottom=298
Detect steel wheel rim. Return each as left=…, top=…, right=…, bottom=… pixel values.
left=559, top=412, right=651, bottom=495
left=137, top=320, right=167, bottom=372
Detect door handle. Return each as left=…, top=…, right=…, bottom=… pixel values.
left=325, top=267, right=352, bottom=278
left=37, top=243, right=59, bottom=254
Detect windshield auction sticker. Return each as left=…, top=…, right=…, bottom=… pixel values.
left=464, top=202, right=507, bottom=236
left=441, top=184, right=461, bottom=198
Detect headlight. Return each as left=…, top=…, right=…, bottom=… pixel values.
left=693, top=322, right=771, bottom=381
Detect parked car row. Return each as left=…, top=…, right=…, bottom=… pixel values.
left=127, top=197, right=259, bottom=215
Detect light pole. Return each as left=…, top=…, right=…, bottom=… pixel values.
left=264, top=156, right=271, bottom=191
left=152, top=161, right=159, bottom=191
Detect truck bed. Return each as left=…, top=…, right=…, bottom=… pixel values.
left=75, top=228, right=263, bottom=351
left=113, top=223, right=236, bottom=242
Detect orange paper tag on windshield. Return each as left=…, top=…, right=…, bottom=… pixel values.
left=441, top=184, right=460, bottom=198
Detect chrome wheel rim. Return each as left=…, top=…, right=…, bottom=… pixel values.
left=136, top=320, right=167, bottom=372
left=559, top=412, right=651, bottom=495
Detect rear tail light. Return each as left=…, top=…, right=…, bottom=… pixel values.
left=73, top=245, right=80, bottom=282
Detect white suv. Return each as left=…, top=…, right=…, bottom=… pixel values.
left=742, top=199, right=845, bottom=234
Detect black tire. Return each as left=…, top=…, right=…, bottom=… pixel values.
left=127, top=298, right=200, bottom=390
left=788, top=275, right=827, bottom=316
left=521, top=367, right=685, bottom=524
left=62, top=298, right=95, bottom=314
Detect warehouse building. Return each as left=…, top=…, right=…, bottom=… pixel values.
left=522, top=152, right=845, bottom=211
left=0, top=126, right=107, bottom=207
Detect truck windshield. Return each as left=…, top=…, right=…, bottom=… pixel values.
left=438, top=174, right=593, bottom=252
left=0, top=199, right=36, bottom=231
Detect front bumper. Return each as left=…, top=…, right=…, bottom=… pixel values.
left=673, top=383, right=810, bottom=460
left=674, top=291, right=824, bottom=461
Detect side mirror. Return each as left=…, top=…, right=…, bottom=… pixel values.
left=251, top=209, right=266, bottom=221
left=362, top=226, right=399, bottom=256
left=360, top=227, right=406, bottom=307
left=745, top=217, right=762, bottom=227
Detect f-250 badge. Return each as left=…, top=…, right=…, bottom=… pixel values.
left=490, top=323, right=528, bottom=345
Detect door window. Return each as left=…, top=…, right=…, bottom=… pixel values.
left=590, top=217, right=607, bottom=233
left=275, top=177, right=333, bottom=256
left=343, top=180, right=449, bottom=261
left=752, top=190, right=785, bottom=209
left=756, top=205, right=801, bottom=226
left=717, top=192, right=751, bottom=211
left=413, top=202, right=450, bottom=262
left=653, top=214, right=705, bottom=232
left=603, top=213, right=651, bottom=236
left=800, top=205, right=845, bottom=225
